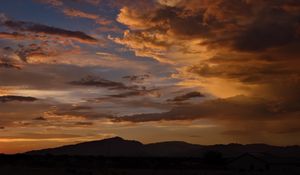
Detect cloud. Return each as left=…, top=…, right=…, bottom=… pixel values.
left=231, top=7, right=299, bottom=51
left=109, top=30, right=171, bottom=63
left=62, top=8, right=112, bottom=25
left=122, top=74, right=150, bottom=83
left=0, top=13, right=8, bottom=23
left=63, top=8, right=112, bottom=25
left=97, top=25, right=123, bottom=33
left=187, top=61, right=298, bottom=85
left=0, top=31, right=88, bottom=66
left=0, top=62, right=21, bottom=70
left=0, top=63, right=144, bottom=91
left=0, top=42, right=62, bottom=66
left=107, top=91, right=146, bottom=98
left=0, top=95, right=38, bottom=103
left=0, top=46, right=22, bottom=69
left=167, top=91, right=204, bottom=102
left=110, top=0, right=300, bottom=106
left=0, top=0, right=299, bottom=146
left=74, top=121, right=93, bottom=126
left=69, top=75, right=161, bottom=99
left=83, top=0, right=101, bottom=5
left=2, top=19, right=97, bottom=43
left=113, top=95, right=300, bottom=134
left=15, top=43, right=58, bottom=63
left=112, top=0, right=300, bottom=63
left=0, top=32, right=27, bottom=40
left=108, top=88, right=160, bottom=98
left=35, top=0, right=63, bottom=6
left=50, top=105, right=113, bottom=120
left=0, top=100, right=102, bottom=129
left=36, top=0, right=102, bottom=6
left=63, top=8, right=98, bottom=19
left=35, top=1, right=109, bottom=25
left=0, top=133, right=83, bottom=140
left=33, top=116, right=47, bottom=121
left=69, top=75, right=138, bottom=90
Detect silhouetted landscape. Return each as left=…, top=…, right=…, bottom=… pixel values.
left=1, top=137, right=299, bottom=174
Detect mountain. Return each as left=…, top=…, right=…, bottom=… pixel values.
left=27, top=137, right=146, bottom=157
left=145, top=141, right=205, bottom=157
left=26, top=137, right=300, bottom=157
left=202, top=143, right=300, bottom=157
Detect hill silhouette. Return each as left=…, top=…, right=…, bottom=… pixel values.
left=26, top=137, right=300, bottom=157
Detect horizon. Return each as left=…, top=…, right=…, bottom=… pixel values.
left=1, top=0, right=300, bottom=154
left=3, top=136, right=300, bottom=155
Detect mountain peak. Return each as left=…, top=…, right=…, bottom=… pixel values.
left=104, top=136, right=124, bottom=141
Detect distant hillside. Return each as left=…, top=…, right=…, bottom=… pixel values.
left=27, top=137, right=146, bottom=157
left=26, top=137, right=300, bottom=157
left=145, top=141, right=205, bottom=157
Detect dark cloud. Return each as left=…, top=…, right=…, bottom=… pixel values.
left=2, top=19, right=97, bottom=43
left=0, top=95, right=38, bottom=103
left=70, top=75, right=160, bottom=99
left=114, top=95, right=272, bottom=122
left=189, top=0, right=299, bottom=52
left=74, top=121, right=93, bottom=126
left=69, top=75, right=138, bottom=90
left=113, top=95, right=300, bottom=134
left=108, top=91, right=147, bottom=98
left=232, top=6, right=299, bottom=51
left=53, top=108, right=113, bottom=120
left=33, top=116, right=47, bottom=121
left=122, top=74, right=150, bottom=83
left=167, top=91, right=204, bottom=102
left=77, top=0, right=101, bottom=5
left=187, top=62, right=298, bottom=84
left=71, top=106, right=93, bottom=111
left=108, top=88, right=160, bottom=98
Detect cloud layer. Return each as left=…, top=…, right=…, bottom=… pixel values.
left=0, top=0, right=299, bottom=153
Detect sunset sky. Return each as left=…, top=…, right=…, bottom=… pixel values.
left=0, top=0, right=300, bottom=154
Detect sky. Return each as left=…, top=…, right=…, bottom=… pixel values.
left=0, top=0, right=300, bottom=154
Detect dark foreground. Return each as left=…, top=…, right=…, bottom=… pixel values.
left=0, top=154, right=300, bottom=175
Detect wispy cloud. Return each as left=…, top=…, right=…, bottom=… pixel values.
left=2, top=18, right=97, bottom=43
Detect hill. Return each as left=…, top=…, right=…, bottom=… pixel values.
left=26, top=137, right=300, bottom=157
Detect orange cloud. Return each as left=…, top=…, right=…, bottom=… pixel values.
left=63, top=8, right=112, bottom=25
